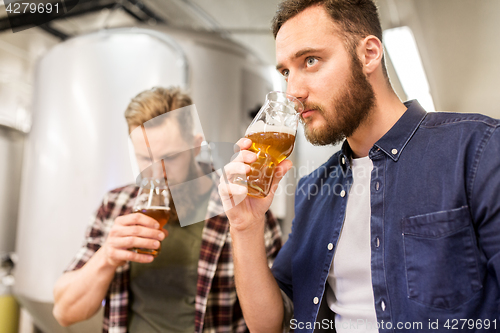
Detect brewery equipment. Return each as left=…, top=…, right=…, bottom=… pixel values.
left=14, top=26, right=273, bottom=333
left=0, top=123, right=24, bottom=333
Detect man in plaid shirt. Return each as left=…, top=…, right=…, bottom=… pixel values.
left=53, top=87, right=282, bottom=333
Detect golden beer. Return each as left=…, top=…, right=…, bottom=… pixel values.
left=237, top=91, right=302, bottom=198
left=132, top=206, right=170, bottom=257
left=245, top=131, right=296, bottom=198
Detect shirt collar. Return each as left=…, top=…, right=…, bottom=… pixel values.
left=339, top=100, right=427, bottom=167
left=372, top=100, right=427, bottom=161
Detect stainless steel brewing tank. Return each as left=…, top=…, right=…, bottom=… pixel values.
left=0, top=127, right=24, bottom=333
left=14, top=26, right=272, bottom=333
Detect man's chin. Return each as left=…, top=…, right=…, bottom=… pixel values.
left=304, top=125, right=344, bottom=146
left=304, top=122, right=325, bottom=139
left=171, top=190, right=207, bottom=224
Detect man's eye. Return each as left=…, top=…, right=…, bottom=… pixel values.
left=281, top=69, right=289, bottom=78
left=306, top=57, right=318, bottom=67
left=162, top=152, right=184, bottom=162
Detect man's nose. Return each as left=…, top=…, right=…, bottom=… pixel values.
left=150, top=162, right=168, bottom=180
left=285, top=73, right=308, bottom=105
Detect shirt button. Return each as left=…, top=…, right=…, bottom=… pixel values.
left=381, top=300, right=386, bottom=311
left=327, top=243, right=334, bottom=251
left=375, top=237, right=380, bottom=248
left=313, top=297, right=319, bottom=304
left=391, top=148, right=398, bottom=155
left=375, top=182, right=380, bottom=191
left=341, top=156, right=345, bottom=164
left=340, top=190, right=346, bottom=197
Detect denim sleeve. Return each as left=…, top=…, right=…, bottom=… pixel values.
left=470, top=126, right=500, bottom=293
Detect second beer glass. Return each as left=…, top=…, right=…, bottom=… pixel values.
left=132, top=177, right=171, bottom=257
left=242, top=91, right=303, bottom=198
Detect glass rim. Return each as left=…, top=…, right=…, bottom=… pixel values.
left=266, top=91, right=304, bottom=113
left=138, top=176, right=168, bottom=188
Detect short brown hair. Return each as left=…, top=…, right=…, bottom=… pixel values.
left=124, top=86, right=194, bottom=142
left=272, top=0, right=387, bottom=77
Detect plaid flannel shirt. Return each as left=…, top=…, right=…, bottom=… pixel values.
left=66, top=184, right=282, bottom=333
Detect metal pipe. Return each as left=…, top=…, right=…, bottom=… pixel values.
left=0, top=0, right=166, bottom=40
left=125, top=0, right=166, bottom=24
left=0, top=120, right=30, bottom=134
left=38, top=23, right=69, bottom=40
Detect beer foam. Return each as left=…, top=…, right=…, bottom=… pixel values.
left=146, top=206, right=170, bottom=210
left=135, top=206, right=170, bottom=211
left=245, top=121, right=296, bottom=136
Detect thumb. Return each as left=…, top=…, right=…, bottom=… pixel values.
left=269, top=159, right=293, bottom=196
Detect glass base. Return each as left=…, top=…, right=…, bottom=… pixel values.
left=131, top=247, right=160, bottom=258
left=247, top=184, right=268, bottom=198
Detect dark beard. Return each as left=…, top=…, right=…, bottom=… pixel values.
left=168, top=157, right=209, bottom=225
left=303, top=54, right=376, bottom=146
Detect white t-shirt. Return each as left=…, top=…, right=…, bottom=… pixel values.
left=326, top=156, right=378, bottom=333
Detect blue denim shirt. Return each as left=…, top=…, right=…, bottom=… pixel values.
left=272, top=101, right=500, bottom=332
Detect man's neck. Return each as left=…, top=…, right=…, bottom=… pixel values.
left=347, top=90, right=407, bottom=158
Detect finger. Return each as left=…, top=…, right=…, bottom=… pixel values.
left=222, top=162, right=251, bottom=182
left=218, top=180, right=248, bottom=197
left=235, top=138, right=252, bottom=150
left=110, top=235, right=161, bottom=250
left=161, top=229, right=168, bottom=238
left=219, top=171, right=239, bottom=210
left=229, top=149, right=257, bottom=164
left=115, top=213, right=160, bottom=229
left=219, top=163, right=250, bottom=194
left=218, top=181, right=248, bottom=210
left=275, top=159, right=293, bottom=178
left=110, top=224, right=165, bottom=241
left=108, top=248, right=155, bottom=264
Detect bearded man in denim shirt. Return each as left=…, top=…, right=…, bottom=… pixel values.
left=219, top=0, right=500, bottom=332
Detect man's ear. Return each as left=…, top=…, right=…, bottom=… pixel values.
left=358, top=35, right=383, bottom=75
left=193, top=134, right=204, bottom=157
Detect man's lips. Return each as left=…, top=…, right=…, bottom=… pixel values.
left=301, top=109, right=316, bottom=118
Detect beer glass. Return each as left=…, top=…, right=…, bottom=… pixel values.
left=131, top=177, right=171, bottom=257
left=238, top=91, right=303, bottom=198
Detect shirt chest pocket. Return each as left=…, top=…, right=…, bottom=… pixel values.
left=402, top=206, right=483, bottom=310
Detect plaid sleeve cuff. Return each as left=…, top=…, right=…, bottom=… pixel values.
left=264, top=210, right=283, bottom=268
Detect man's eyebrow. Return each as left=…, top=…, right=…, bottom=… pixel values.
left=276, top=48, right=323, bottom=71
left=160, top=150, right=188, bottom=158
